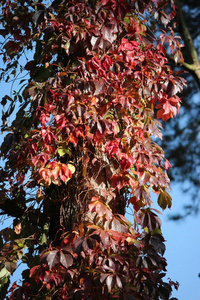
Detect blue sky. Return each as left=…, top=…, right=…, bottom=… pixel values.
left=153, top=184, right=200, bottom=299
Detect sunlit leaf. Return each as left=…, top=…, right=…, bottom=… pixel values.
left=46, top=250, right=60, bottom=270
left=60, top=251, right=73, bottom=269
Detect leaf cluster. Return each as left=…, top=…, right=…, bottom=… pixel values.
left=0, top=0, right=184, bottom=298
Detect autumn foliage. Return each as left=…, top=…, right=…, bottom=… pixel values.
left=0, top=0, right=186, bottom=299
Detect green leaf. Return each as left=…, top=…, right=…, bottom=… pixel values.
left=124, top=16, right=130, bottom=24
left=152, top=228, right=162, bottom=235
left=0, top=267, right=10, bottom=283
left=158, top=190, right=172, bottom=210
left=57, top=147, right=68, bottom=157
left=41, top=232, right=47, bottom=245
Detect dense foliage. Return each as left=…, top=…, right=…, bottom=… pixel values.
left=0, top=1, right=185, bottom=299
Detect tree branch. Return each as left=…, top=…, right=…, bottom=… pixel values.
left=175, top=0, right=200, bottom=87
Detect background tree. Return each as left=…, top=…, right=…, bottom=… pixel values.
left=0, top=1, right=184, bottom=299
left=161, top=0, right=200, bottom=219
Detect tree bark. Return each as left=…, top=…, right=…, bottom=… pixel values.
left=170, top=0, right=200, bottom=88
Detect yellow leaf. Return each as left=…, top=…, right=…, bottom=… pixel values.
left=82, top=164, right=87, bottom=177
left=67, top=163, right=75, bottom=174
left=126, top=237, right=140, bottom=247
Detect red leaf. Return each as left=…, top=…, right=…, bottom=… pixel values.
left=116, top=275, right=122, bottom=289
left=100, top=273, right=108, bottom=283
left=100, top=230, right=110, bottom=247
left=111, top=173, right=130, bottom=190
left=102, top=25, right=116, bottom=44
left=46, top=250, right=60, bottom=270
left=174, top=50, right=184, bottom=64
left=106, top=275, right=113, bottom=292
left=106, top=139, right=121, bottom=158
left=102, top=55, right=112, bottom=70
left=89, top=198, right=113, bottom=221
left=60, top=251, right=73, bottom=269
left=164, top=159, right=172, bottom=170
left=129, top=196, right=141, bottom=212
left=30, top=265, right=40, bottom=277
left=110, top=217, right=123, bottom=232
left=120, top=154, right=134, bottom=171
